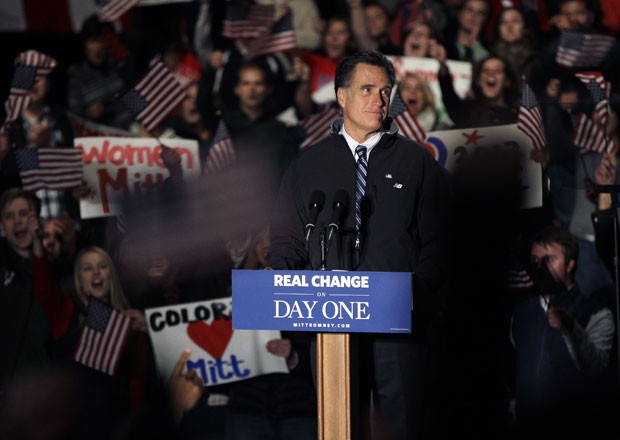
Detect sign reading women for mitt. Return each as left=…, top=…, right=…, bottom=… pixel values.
left=76, top=137, right=201, bottom=219
left=146, top=297, right=288, bottom=386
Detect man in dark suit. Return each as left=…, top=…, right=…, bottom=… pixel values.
left=268, top=50, right=448, bottom=440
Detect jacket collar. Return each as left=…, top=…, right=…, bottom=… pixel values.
left=329, top=117, right=399, bottom=137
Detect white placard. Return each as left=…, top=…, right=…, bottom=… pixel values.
left=76, top=136, right=201, bottom=219
left=146, top=297, right=288, bottom=386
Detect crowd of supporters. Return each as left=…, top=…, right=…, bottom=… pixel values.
left=2, top=0, right=620, bottom=439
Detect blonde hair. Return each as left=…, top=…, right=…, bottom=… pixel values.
left=400, top=72, right=436, bottom=110
left=74, top=246, right=130, bottom=311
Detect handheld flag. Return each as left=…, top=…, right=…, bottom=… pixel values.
left=517, top=83, right=546, bottom=151
left=97, top=0, right=142, bottom=22
left=575, top=71, right=610, bottom=128
left=572, top=113, right=616, bottom=155
left=298, top=104, right=340, bottom=149
left=389, top=89, right=426, bottom=143
left=120, top=59, right=186, bottom=132
left=3, top=50, right=58, bottom=129
left=245, top=11, right=297, bottom=60
left=222, top=3, right=274, bottom=39
left=15, top=147, right=83, bottom=192
left=556, top=31, right=615, bottom=68
left=205, top=119, right=236, bottom=174
left=73, top=298, right=131, bottom=376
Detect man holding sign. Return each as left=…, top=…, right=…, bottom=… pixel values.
left=269, top=51, right=448, bottom=440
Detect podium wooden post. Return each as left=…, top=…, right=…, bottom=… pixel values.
left=317, top=333, right=351, bottom=439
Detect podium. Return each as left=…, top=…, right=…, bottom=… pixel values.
left=232, top=269, right=412, bottom=439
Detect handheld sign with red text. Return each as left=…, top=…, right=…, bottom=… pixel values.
left=76, top=137, right=201, bottom=219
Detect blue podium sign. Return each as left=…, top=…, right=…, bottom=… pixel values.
left=232, top=270, right=411, bottom=334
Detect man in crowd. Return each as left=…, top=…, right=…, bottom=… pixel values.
left=510, top=225, right=616, bottom=438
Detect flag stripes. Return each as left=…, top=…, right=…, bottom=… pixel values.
left=120, top=59, right=186, bottom=132
left=73, top=298, right=131, bottom=376
left=572, top=113, right=616, bottom=155
left=97, top=0, right=142, bottom=22
left=518, top=83, right=546, bottom=150
left=3, top=50, right=58, bottom=129
left=17, top=148, right=83, bottom=192
left=556, top=31, right=615, bottom=68
left=575, top=71, right=610, bottom=128
left=205, top=120, right=236, bottom=174
left=245, top=11, right=296, bottom=60
left=299, top=104, right=340, bottom=149
left=389, top=90, right=426, bottom=143
left=222, top=3, right=274, bottom=39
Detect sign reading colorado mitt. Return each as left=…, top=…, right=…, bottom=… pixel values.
left=232, top=270, right=412, bottom=333
left=146, top=297, right=288, bottom=386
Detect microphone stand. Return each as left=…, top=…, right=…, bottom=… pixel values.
left=319, top=229, right=327, bottom=271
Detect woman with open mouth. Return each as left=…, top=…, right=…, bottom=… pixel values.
left=430, top=40, right=520, bottom=129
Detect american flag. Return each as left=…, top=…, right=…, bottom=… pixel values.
left=388, top=89, right=426, bottom=143
left=205, top=119, right=236, bottom=174
left=3, top=66, right=37, bottom=126
left=298, top=103, right=340, bottom=149
left=556, top=31, right=615, bottom=68
left=97, top=0, right=142, bottom=22
left=15, top=147, right=83, bottom=192
left=505, top=268, right=535, bottom=291
left=222, top=3, right=274, bottom=39
left=245, top=11, right=297, bottom=60
left=572, top=113, right=617, bottom=155
left=517, top=83, right=546, bottom=151
left=120, top=59, right=186, bottom=132
left=73, top=298, right=131, bottom=376
left=575, top=71, right=610, bottom=128
left=3, top=50, right=58, bottom=128
left=16, top=50, right=58, bottom=76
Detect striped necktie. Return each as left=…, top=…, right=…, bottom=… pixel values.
left=355, top=145, right=368, bottom=235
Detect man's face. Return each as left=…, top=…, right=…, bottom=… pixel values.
left=337, top=63, right=392, bottom=142
left=1, top=197, right=34, bottom=256
left=85, top=37, right=106, bottom=66
left=235, top=67, right=270, bottom=111
left=559, top=1, right=593, bottom=30
left=365, top=5, right=389, bottom=39
left=530, top=242, right=574, bottom=291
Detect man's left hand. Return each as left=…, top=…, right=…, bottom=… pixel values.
left=548, top=306, right=575, bottom=334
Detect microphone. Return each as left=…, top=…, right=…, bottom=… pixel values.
left=305, top=190, right=325, bottom=242
left=327, top=189, right=349, bottom=243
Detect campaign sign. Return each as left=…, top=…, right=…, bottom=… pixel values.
left=425, top=124, right=543, bottom=208
left=76, top=137, right=201, bottom=219
left=232, top=270, right=412, bottom=333
left=146, top=297, right=288, bottom=386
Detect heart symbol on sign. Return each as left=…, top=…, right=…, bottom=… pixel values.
left=186, top=318, right=234, bottom=359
